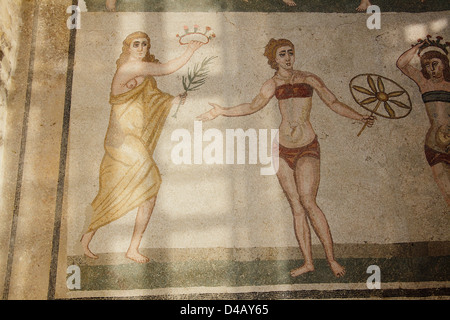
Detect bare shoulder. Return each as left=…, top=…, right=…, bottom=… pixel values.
left=260, top=78, right=277, bottom=98
left=400, top=64, right=427, bottom=85
left=118, top=60, right=145, bottom=73
left=112, top=65, right=132, bottom=85
left=303, top=72, right=326, bottom=88
left=111, top=62, right=143, bottom=90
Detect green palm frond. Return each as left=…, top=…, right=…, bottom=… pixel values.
left=183, top=56, right=217, bottom=92
left=173, top=56, right=218, bottom=118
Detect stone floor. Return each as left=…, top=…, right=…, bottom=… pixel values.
left=0, top=0, right=449, bottom=300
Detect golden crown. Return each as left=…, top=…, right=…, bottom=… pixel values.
left=176, top=25, right=216, bottom=45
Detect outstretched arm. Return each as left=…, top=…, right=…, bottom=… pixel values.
left=396, top=42, right=425, bottom=85
left=305, top=74, right=372, bottom=123
left=196, top=79, right=275, bottom=121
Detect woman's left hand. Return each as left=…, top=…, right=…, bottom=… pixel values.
left=361, top=114, right=376, bottom=127
left=173, top=92, right=188, bottom=105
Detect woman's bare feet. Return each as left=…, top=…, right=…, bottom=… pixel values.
left=105, top=0, right=116, bottom=11
left=81, top=233, right=98, bottom=259
left=356, top=0, right=371, bottom=11
left=329, top=260, right=346, bottom=277
left=283, top=0, right=297, bottom=6
left=126, top=249, right=150, bottom=263
left=290, top=263, right=314, bottom=277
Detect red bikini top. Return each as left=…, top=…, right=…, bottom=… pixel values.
left=275, top=83, right=314, bottom=100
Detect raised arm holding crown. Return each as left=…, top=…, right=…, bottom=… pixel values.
left=397, top=35, right=450, bottom=205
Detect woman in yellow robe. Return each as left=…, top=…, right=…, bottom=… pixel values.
left=81, top=32, right=203, bottom=262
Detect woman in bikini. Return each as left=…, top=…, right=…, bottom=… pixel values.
left=197, top=38, right=374, bottom=277
left=397, top=37, right=450, bottom=205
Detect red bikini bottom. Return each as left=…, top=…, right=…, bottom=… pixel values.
left=277, top=136, right=320, bottom=170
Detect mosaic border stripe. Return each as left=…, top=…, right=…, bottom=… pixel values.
left=83, top=0, right=450, bottom=13
left=47, top=0, right=79, bottom=300
left=66, top=255, right=450, bottom=292
left=2, top=0, right=40, bottom=301
left=49, top=4, right=450, bottom=300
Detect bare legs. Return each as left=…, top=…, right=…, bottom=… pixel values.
left=126, top=197, right=156, bottom=263
left=81, top=197, right=157, bottom=263
left=81, top=229, right=98, bottom=259
left=276, top=156, right=345, bottom=278
left=431, top=162, right=450, bottom=206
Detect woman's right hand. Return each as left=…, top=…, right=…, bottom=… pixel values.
left=413, top=38, right=431, bottom=51
left=187, top=40, right=204, bottom=53
left=196, top=102, right=224, bottom=121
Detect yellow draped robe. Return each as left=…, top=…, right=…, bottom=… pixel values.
left=87, top=76, right=174, bottom=232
